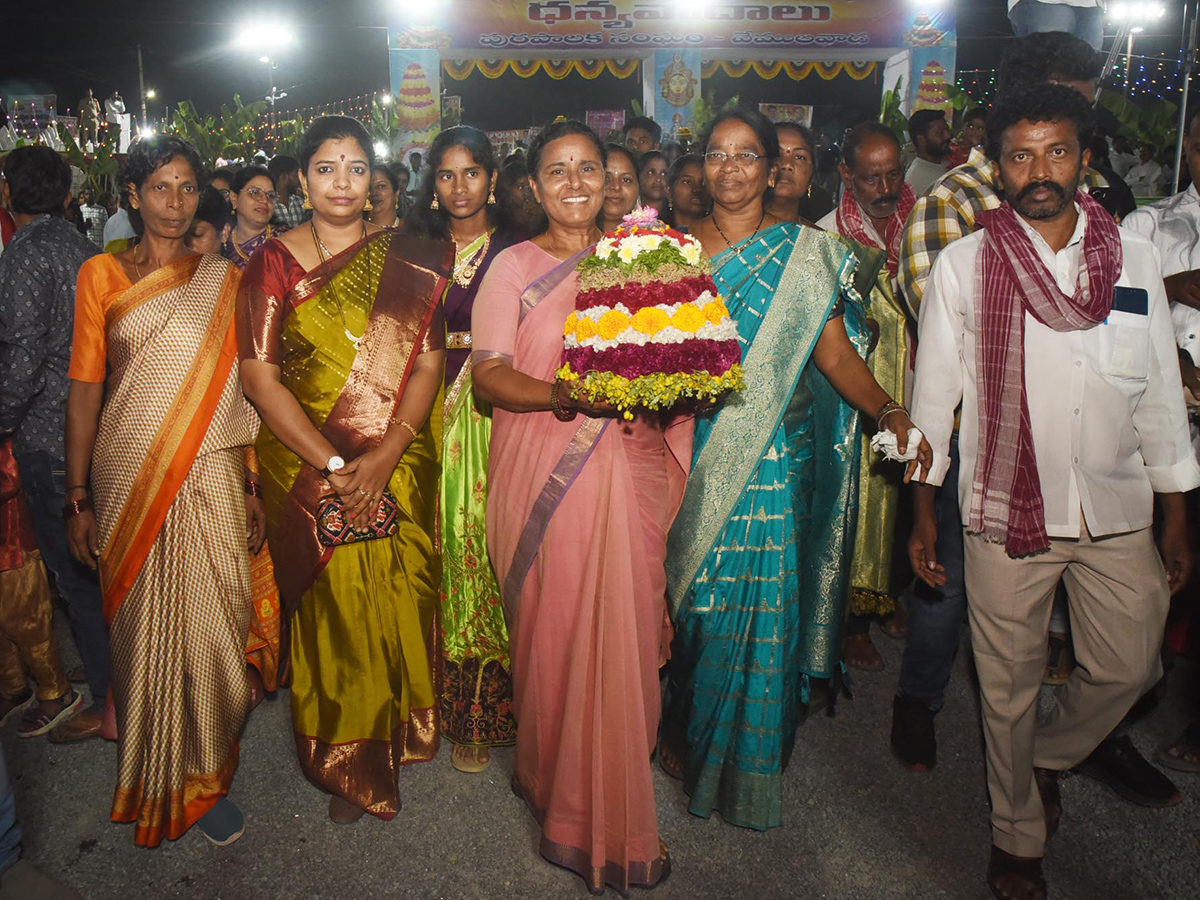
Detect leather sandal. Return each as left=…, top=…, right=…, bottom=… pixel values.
left=987, top=846, right=1046, bottom=900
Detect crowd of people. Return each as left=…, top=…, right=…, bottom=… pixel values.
left=0, top=27, right=1198, bottom=900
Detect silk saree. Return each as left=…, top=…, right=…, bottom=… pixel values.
left=839, top=239, right=907, bottom=617
left=237, top=231, right=453, bottom=817
left=438, top=230, right=520, bottom=748
left=663, top=222, right=867, bottom=831
left=473, top=241, right=691, bottom=894
left=69, top=252, right=257, bottom=847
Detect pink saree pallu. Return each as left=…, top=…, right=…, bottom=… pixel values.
left=472, top=242, right=691, bottom=894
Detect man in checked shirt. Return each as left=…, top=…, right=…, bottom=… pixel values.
left=890, top=31, right=1183, bottom=813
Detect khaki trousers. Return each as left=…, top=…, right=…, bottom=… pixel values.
left=0, top=550, right=69, bottom=701
left=963, top=525, right=1168, bottom=858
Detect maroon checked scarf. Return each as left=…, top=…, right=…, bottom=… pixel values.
left=972, top=190, right=1121, bottom=557
left=835, top=181, right=916, bottom=278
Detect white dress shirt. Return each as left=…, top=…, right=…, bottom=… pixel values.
left=912, top=203, right=1200, bottom=540
left=1125, top=160, right=1164, bottom=198
left=1123, top=185, right=1200, bottom=360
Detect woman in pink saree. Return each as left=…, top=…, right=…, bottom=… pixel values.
left=472, top=120, right=691, bottom=895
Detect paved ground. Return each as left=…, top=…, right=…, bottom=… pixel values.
left=4, top=616, right=1197, bottom=900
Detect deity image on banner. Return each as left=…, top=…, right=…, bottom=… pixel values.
left=659, top=53, right=698, bottom=108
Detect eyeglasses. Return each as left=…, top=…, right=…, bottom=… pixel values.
left=244, top=187, right=278, bottom=201
left=704, top=150, right=763, bottom=166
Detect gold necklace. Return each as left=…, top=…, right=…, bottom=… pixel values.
left=452, top=230, right=491, bottom=288
left=310, top=222, right=370, bottom=349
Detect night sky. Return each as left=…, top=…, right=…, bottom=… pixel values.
left=1, top=2, right=1189, bottom=130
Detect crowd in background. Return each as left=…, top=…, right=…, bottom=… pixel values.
left=1, top=24, right=1199, bottom=900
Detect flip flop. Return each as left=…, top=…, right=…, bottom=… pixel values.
left=1157, top=722, right=1200, bottom=774
left=17, top=690, right=84, bottom=738
left=0, top=690, right=34, bottom=728
left=450, top=744, right=491, bottom=774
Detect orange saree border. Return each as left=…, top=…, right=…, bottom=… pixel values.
left=104, top=258, right=196, bottom=328
left=99, top=259, right=243, bottom=622
left=112, top=743, right=239, bottom=847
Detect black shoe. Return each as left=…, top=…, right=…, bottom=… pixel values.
left=1072, top=734, right=1182, bottom=808
left=891, top=694, right=936, bottom=770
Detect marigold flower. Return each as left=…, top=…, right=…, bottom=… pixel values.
left=597, top=309, right=629, bottom=340
left=631, top=307, right=670, bottom=335
left=671, top=303, right=705, bottom=333
left=564, top=312, right=578, bottom=337
left=576, top=317, right=597, bottom=342
left=702, top=299, right=729, bottom=325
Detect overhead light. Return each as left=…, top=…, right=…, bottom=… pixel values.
left=374, top=141, right=389, bottom=158
left=1131, top=24, right=1146, bottom=32
left=145, top=88, right=156, bottom=99
left=237, top=22, right=295, bottom=51
left=394, top=0, right=448, bottom=23
left=139, top=127, right=155, bottom=139
left=379, top=93, right=392, bottom=106
left=259, top=55, right=270, bottom=63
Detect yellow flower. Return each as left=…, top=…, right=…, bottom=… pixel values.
left=671, top=303, right=705, bottom=333
left=563, top=312, right=578, bottom=337
left=631, top=307, right=670, bottom=335
left=597, top=309, right=629, bottom=340
left=702, top=299, right=729, bottom=325
left=576, top=317, right=597, bottom=342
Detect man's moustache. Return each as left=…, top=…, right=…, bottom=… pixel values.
left=1016, top=180, right=1066, bottom=201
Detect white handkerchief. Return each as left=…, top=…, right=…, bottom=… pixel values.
left=870, top=427, right=923, bottom=462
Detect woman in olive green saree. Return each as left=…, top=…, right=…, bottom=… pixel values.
left=238, top=117, right=454, bottom=823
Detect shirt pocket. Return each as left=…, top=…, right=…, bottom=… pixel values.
left=1095, top=311, right=1151, bottom=381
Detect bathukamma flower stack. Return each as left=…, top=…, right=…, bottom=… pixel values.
left=558, top=208, right=743, bottom=418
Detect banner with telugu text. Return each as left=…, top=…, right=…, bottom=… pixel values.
left=389, top=1, right=955, bottom=54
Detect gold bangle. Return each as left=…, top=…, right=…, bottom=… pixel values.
left=393, top=418, right=419, bottom=440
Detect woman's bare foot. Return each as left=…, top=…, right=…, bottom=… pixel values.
left=844, top=632, right=885, bottom=672
left=328, top=794, right=366, bottom=824
left=451, top=743, right=491, bottom=773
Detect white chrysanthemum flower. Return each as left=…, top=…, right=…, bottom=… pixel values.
left=681, top=242, right=702, bottom=266
left=617, top=242, right=639, bottom=264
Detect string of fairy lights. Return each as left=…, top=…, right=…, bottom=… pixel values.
left=957, top=51, right=1195, bottom=106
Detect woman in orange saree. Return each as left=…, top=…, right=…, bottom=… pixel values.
left=473, top=121, right=691, bottom=895
left=238, top=117, right=453, bottom=825
left=64, top=136, right=262, bottom=848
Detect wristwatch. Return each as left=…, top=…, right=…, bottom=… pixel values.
left=320, top=455, right=345, bottom=478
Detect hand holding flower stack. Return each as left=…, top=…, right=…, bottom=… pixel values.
left=558, top=208, right=744, bottom=419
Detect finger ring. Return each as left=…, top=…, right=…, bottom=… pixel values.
left=359, top=488, right=367, bottom=495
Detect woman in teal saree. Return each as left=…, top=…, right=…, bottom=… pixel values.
left=660, top=109, right=932, bottom=831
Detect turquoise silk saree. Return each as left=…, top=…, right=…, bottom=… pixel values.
left=664, top=222, right=867, bottom=831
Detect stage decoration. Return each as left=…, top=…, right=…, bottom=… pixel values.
left=558, top=208, right=743, bottom=419
left=700, top=60, right=876, bottom=81
left=442, top=59, right=640, bottom=81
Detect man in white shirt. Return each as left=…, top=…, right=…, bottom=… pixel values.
left=909, top=84, right=1199, bottom=900
left=1124, top=144, right=1165, bottom=198
left=1123, top=110, right=1200, bottom=362
left=904, top=109, right=952, bottom=196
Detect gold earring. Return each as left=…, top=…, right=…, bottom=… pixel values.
left=487, top=189, right=496, bottom=205
left=302, top=196, right=313, bottom=210
left=431, top=195, right=440, bottom=210
left=364, top=198, right=373, bottom=211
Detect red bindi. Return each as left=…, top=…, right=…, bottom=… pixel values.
left=340, top=154, right=345, bottom=161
